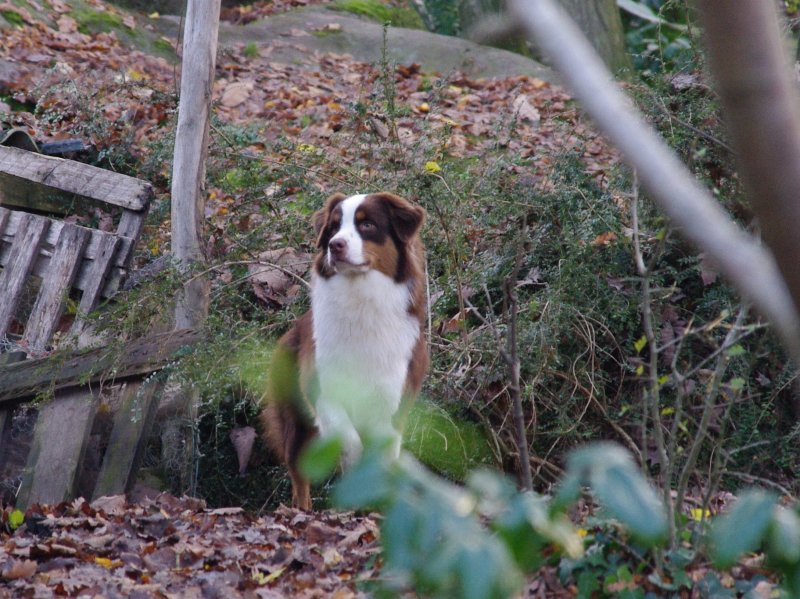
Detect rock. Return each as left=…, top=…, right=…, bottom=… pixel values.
left=155, top=7, right=557, bottom=82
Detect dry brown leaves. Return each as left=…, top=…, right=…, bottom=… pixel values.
left=0, top=0, right=620, bottom=193
left=1, top=495, right=381, bottom=598
left=220, top=0, right=334, bottom=25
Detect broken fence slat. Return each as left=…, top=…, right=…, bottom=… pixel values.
left=0, top=213, right=50, bottom=338
left=70, top=234, right=123, bottom=336
left=23, top=224, right=90, bottom=352
left=0, top=209, right=137, bottom=301
left=0, top=145, right=153, bottom=212
left=16, top=387, right=98, bottom=508
left=0, top=328, right=202, bottom=403
left=0, top=206, right=9, bottom=237
left=93, top=379, right=161, bottom=499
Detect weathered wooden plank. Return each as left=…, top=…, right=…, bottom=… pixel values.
left=0, top=206, right=9, bottom=235
left=115, top=210, right=146, bottom=268
left=1, top=209, right=133, bottom=270
left=24, top=224, right=90, bottom=352
left=16, top=387, right=98, bottom=508
left=0, top=329, right=201, bottom=403
left=0, top=214, right=50, bottom=338
left=0, top=408, right=9, bottom=480
left=74, top=234, right=123, bottom=320
left=0, top=209, right=135, bottom=300
left=0, top=352, right=26, bottom=365
left=0, top=145, right=153, bottom=212
left=93, top=379, right=161, bottom=498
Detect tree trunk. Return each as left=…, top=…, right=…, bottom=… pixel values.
left=556, top=0, right=630, bottom=74
left=695, top=0, right=800, bottom=323
left=696, top=0, right=800, bottom=416
left=463, top=0, right=630, bottom=69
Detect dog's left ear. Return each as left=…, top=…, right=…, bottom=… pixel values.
left=375, top=193, right=425, bottom=241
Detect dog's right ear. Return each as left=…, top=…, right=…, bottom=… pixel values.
left=313, top=193, right=346, bottom=247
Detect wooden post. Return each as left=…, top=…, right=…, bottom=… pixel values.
left=167, top=0, right=221, bottom=494
left=171, top=0, right=220, bottom=329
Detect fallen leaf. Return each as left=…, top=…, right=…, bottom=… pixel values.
left=249, top=248, right=311, bottom=306
left=591, top=231, right=617, bottom=246
left=230, top=426, right=257, bottom=474
left=57, top=15, right=77, bottom=33
left=2, top=559, right=37, bottom=580
left=208, top=507, right=244, bottom=516
left=46, top=0, right=71, bottom=12
left=512, top=94, right=541, bottom=123
left=221, top=80, right=255, bottom=108
left=424, top=161, right=441, bottom=173
left=322, top=547, right=343, bottom=567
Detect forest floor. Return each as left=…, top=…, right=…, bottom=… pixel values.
left=0, top=0, right=783, bottom=597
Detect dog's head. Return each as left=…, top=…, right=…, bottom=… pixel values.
left=312, top=192, right=425, bottom=280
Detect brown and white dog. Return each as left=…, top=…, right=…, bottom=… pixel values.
left=261, top=192, right=428, bottom=510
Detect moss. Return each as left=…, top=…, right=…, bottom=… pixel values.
left=1, top=10, right=25, bottom=26
left=330, top=0, right=424, bottom=29
left=243, top=42, right=259, bottom=58
left=153, top=37, right=176, bottom=55
left=404, top=400, right=496, bottom=480
left=73, top=7, right=126, bottom=35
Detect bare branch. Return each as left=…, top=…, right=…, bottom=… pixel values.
left=509, top=0, right=800, bottom=365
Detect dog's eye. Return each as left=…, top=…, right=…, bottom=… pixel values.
left=358, top=220, right=375, bottom=231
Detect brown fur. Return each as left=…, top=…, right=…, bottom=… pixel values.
left=261, top=193, right=427, bottom=510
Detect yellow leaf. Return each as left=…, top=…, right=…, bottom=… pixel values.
left=297, top=143, right=316, bottom=153
left=94, top=557, right=121, bottom=569
left=149, top=11, right=160, bottom=18
left=635, top=364, right=644, bottom=376
left=424, top=161, right=441, bottom=173
left=253, top=566, right=285, bottom=584
left=418, top=102, right=430, bottom=113
left=577, top=528, right=588, bottom=537
left=126, top=68, right=146, bottom=82
left=689, top=508, right=711, bottom=521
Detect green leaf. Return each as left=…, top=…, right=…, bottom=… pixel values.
left=333, top=449, right=393, bottom=508
left=768, top=507, right=800, bottom=565
left=299, top=435, right=343, bottom=483
left=8, top=509, right=24, bottom=530
left=710, top=490, right=777, bottom=568
left=634, top=335, right=647, bottom=354
left=566, top=443, right=667, bottom=545
left=727, top=344, right=746, bottom=357
left=728, top=377, right=746, bottom=392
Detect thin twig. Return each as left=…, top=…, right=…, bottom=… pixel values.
left=674, top=306, right=748, bottom=517
left=631, top=173, right=675, bottom=548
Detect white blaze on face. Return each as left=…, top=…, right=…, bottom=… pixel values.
left=328, top=194, right=367, bottom=268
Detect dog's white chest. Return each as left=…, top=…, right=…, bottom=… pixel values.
left=311, top=270, right=419, bottom=438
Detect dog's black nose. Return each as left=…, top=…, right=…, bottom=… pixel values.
left=330, top=238, right=347, bottom=256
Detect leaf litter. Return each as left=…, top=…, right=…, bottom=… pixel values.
left=1, top=495, right=382, bottom=597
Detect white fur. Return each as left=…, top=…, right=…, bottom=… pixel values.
left=311, top=266, right=419, bottom=465
left=327, top=194, right=367, bottom=269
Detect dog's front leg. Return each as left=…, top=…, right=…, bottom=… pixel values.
left=315, top=401, right=363, bottom=469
